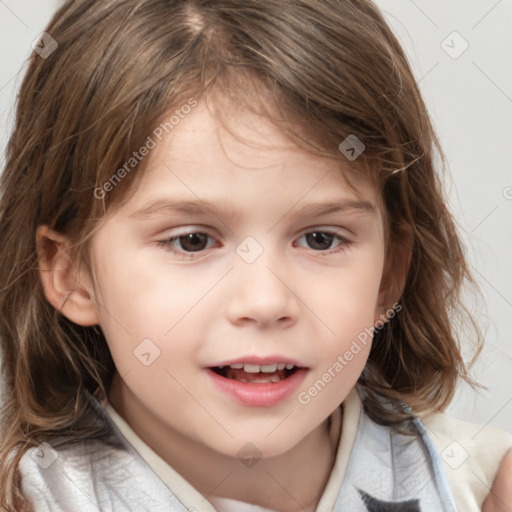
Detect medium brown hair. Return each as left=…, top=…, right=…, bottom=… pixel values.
left=0, top=0, right=480, bottom=508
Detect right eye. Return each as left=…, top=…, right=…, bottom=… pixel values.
left=157, top=231, right=219, bottom=258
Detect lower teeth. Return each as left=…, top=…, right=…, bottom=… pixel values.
left=236, top=374, right=282, bottom=383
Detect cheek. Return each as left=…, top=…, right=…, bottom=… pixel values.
left=91, top=248, right=217, bottom=370
left=301, top=251, right=383, bottom=399
left=311, top=253, right=384, bottom=335
left=92, top=245, right=176, bottom=332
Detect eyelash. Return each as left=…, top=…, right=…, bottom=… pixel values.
left=156, top=229, right=352, bottom=259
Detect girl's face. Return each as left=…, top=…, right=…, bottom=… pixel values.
left=87, top=102, right=386, bottom=458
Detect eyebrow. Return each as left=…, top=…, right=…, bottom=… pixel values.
left=128, top=197, right=376, bottom=220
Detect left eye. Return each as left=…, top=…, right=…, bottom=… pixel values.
left=296, top=231, right=348, bottom=252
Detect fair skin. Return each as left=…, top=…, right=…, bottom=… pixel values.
left=38, top=103, right=408, bottom=510
left=482, top=451, right=512, bottom=512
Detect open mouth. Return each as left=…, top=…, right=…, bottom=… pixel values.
left=210, top=363, right=299, bottom=383
left=206, top=360, right=309, bottom=406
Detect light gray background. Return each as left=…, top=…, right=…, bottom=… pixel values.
left=1, top=1, right=511, bottom=431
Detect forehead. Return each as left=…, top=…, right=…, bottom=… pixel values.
left=117, top=102, right=382, bottom=221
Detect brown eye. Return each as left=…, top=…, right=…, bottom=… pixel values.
left=295, top=230, right=351, bottom=255
left=158, top=231, right=216, bottom=257
left=305, top=232, right=335, bottom=250
left=176, top=232, right=209, bottom=252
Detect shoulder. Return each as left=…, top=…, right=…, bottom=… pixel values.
left=18, top=434, right=188, bottom=511
left=421, top=411, right=512, bottom=510
left=17, top=392, right=192, bottom=510
left=19, top=437, right=133, bottom=509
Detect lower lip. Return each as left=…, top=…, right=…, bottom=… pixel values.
left=205, top=368, right=308, bottom=407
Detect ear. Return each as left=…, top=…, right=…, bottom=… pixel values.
left=36, top=225, right=99, bottom=326
left=375, top=224, right=412, bottom=323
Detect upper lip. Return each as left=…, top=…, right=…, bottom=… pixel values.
left=207, top=355, right=307, bottom=368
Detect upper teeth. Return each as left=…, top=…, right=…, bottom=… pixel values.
left=219, top=363, right=296, bottom=373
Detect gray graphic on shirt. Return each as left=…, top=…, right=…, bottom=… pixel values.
left=358, top=489, right=421, bottom=512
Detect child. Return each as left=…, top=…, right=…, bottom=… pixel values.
left=0, top=0, right=510, bottom=510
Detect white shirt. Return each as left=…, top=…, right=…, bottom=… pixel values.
left=102, top=388, right=512, bottom=511
left=19, top=387, right=512, bottom=511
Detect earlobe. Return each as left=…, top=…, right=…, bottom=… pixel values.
left=36, top=225, right=99, bottom=326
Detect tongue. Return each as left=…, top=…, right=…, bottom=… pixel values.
left=225, top=368, right=288, bottom=382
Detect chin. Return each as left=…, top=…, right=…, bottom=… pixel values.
left=219, top=428, right=309, bottom=462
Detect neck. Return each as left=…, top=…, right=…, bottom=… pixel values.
left=108, top=373, right=341, bottom=511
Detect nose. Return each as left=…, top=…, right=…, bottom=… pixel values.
left=225, top=248, right=300, bottom=328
